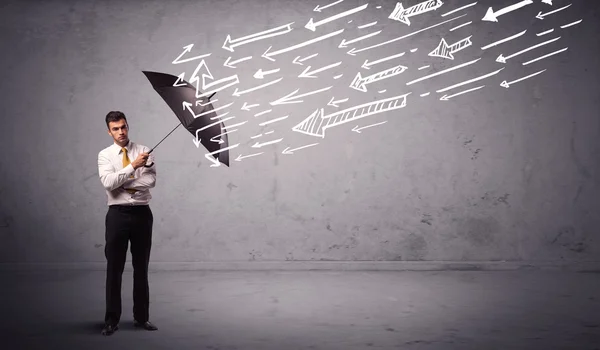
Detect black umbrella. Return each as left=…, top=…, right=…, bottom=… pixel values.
left=142, top=70, right=231, bottom=166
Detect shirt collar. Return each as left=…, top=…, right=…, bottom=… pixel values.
left=114, top=140, right=132, bottom=155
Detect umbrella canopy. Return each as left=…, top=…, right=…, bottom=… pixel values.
left=142, top=70, right=231, bottom=166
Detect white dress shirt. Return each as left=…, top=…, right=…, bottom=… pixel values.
left=98, top=140, right=156, bottom=206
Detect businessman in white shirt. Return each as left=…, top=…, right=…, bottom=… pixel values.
left=97, top=111, right=158, bottom=335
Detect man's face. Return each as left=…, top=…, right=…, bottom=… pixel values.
left=108, top=119, right=129, bottom=146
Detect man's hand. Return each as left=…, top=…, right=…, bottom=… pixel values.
left=132, top=152, right=150, bottom=170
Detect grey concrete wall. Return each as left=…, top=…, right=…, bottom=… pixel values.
left=0, top=0, right=598, bottom=264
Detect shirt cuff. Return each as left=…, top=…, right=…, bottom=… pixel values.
left=124, top=163, right=135, bottom=175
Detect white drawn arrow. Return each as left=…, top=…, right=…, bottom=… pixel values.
left=436, top=67, right=504, bottom=93
left=282, top=143, right=319, bottom=154
left=482, top=0, right=533, bottom=22
left=314, top=0, right=344, bottom=12
left=183, top=101, right=234, bottom=119
left=522, top=47, right=568, bottom=65
left=222, top=22, right=293, bottom=52
left=536, top=3, right=571, bottom=20
left=189, top=60, right=239, bottom=98
left=205, top=143, right=240, bottom=167
left=270, top=85, right=332, bottom=105
left=241, top=102, right=259, bottom=111
left=292, top=93, right=410, bottom=138
left=328, top=96, right=348, bottom=107
left=429, top=36, right=472, bottom=60
left=252, top=138, right=283, bottom=148
left=254, top=68, right=280, bottom=79
left=500, top=69, right=546, bottom=88
left=173, top=73, right=187, bottom=87
left=339, top=30, right=382, bottom=48
left=389, top=0, right=444, bottom=26
left=481, top=29, right=526, bottom=50
left=347, top=14, right=465, bottom=55
left=232, top=78, right=283, bottom=97
left=349, top=64, right=408, bottom=92
left=352, top=120, right=387, bottom=133
left=298, top=61, right=342, bottom=78
left=210, top=129, right=237, bottom=144
left=496, top=36, right=560, bottom=63
left=263, top=28, right=344, bottom=61
left=172, top=44, right=211, bottom=64
left=223, top=55, right=252, bottom=68
left=293, top=53, right=318, bottom=65
left=235, top=152, right=264, bottom=161
left=407, top=58, right=481, bottom=86
left=305, top=3, right=368, bottom=31
left=362, top=52, right=405, bottom=69
left=439, top=85, right=485, bottom=101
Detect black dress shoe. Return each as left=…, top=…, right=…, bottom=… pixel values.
left=101, top=323, right=118, bottom=335
left=134, top=320, right=158, bottom=331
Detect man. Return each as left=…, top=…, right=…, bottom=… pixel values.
left=97, top=111, right=158, bottom=336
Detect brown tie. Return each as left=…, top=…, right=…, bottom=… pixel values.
left=121, top=147, right=137, bottom=194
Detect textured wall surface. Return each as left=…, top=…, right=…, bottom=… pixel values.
left=0, top=0, right=598, bottom=263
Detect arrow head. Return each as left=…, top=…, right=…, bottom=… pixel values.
left=338, top=39, right=349, bottom=48
left=223, top=57, right=235, bottom=69
left=235, top=154, right=243, bottom=161
left=253, top=69, right=264, bottom=79
left=361, top=60, right=371, bottom=70
left=282, top=147, right=293, bottom=155
left=347, top=47, right=358, bottom=56
left=305, top=18, right=316, bottom=31
left=313, top=4, right=322, bottom=12
left=496, top=54, right=506, bottom=63
left=440, top=95, right=450, bottom=101
left=536, top=11, right=544, bottom=20
left=192, top=136, right=201, bottom=148
left=396, top=14, right=411, bottom=26
left=182, top=101, right=192, bottom=110
left=262, top=46, right=275, bottom=61
left=500, top=81, right=510, bottom=88
left=428, top=38, right=454, bottom=60
left=232, top=88, right=241, bottom=97
left=298, top=66, right=316, bottom=78
left=351, top=125, right=361, bottom=133
left=292, top=56, right=303, bottom=65
left=482, top=7, right=498, bottom=22
left=222, top=35, right=234, bottom=52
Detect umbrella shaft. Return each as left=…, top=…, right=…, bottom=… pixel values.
left=149, top=122, right=182, bottom=153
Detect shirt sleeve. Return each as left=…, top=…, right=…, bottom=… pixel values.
left=98, top=150, right=136, bottom=192
left=123, top=146, right=156, bottom=191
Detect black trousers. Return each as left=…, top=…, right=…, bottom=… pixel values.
left=104, top=204, right=153, bottom=325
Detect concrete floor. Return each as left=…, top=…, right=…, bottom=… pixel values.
left=1, top=269, right=599, bottom=350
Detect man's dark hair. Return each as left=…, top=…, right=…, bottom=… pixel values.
left=105, top=111, right=128, bottom=129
